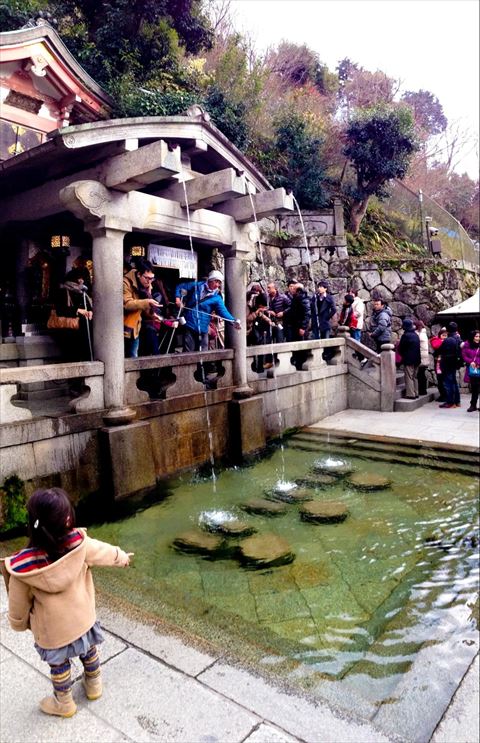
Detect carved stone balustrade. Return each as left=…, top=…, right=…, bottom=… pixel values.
left=124, top=350, right=234, bottom=405
left=0, top=361, right=105, bottom=422
left=246, top=339, right=346, bottom=383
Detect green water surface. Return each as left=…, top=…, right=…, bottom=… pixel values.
left=86, top=436, right=479, bottom=714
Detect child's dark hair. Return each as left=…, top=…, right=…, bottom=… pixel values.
left=27, top=488, right=76, bottom=558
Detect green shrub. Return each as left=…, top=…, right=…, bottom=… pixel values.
left=0, top=475, right=27, bottom=533
left=345, top=203, right=427, bottom=257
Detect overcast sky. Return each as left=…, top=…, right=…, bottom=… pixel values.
left=227, top=0, right=479, bottom=179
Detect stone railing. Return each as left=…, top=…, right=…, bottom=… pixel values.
left=0, top=361, right=105, bottom=422
left=245, top=338, right=345, bottom=382
left=124, top=349, right=234, bottom=404
left=341, top=332, right=396, bottom=411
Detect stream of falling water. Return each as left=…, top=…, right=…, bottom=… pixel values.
left=246, top=181, right=290, bottom=487
left=181, top=174, right=217, bottom=493
left=292, top=194, right=333, bottom=423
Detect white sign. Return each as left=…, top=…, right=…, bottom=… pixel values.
left=148, top=244, right=197, bottom=278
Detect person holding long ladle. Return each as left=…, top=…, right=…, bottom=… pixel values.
left=174, top=270, right=241, bottom=353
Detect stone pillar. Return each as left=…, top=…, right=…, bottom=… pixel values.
left=15, top=239, right=30, bottom=327
left=60, top=181, right=136, bottom=426
left=223, top=245, right=252, bottom=398
left=380, top=343, right=396, bottom=412
left=333, top=198, right=345, bottom=236
left=88, top=219, right=135, bottom=425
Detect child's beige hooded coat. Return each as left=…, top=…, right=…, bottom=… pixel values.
left=5, top=529, right=129, bottom=649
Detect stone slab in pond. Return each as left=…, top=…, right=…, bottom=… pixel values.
left=295, top=474, right=337, bottom=488
left=204, top=519, right=256, bottom=537
left=346, top=472, right=392, bottom=491
left=266, top=488, right=314, bottom=504
left=300, top=501, right=349, bottom=524
left=311, top=462, right=355, bottom=477
left=172, top=529, right=225, bottom=556
left=238, top=533, right=295, bottom=569
left=241, top=498, right=288, bottom=516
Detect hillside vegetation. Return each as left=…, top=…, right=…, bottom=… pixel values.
left=1, top=0, right=478, bottom=244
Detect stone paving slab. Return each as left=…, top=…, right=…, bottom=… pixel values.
left=89, top=647, right=260, bottom=743
left=431, top=655, right=479, bottom=743
left=371, top=638, right=479, bottom=743
left=309, top=400, right=480, bottom=450
left=243, top=722, right=299, bottom=742
left=0, top=654, right=130, bottom=743
left=97, top=606, right=217, bottom=677
left=197, top=661, right=394, bottom=742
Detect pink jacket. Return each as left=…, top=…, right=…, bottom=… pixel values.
left=462, top=341, right=480, bottom=383
left=5, top=529, right=129, bottom=649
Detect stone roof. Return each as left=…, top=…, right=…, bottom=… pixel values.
left=0, top=114, right=272, bottom=198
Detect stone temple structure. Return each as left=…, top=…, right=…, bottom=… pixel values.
left=0, top=22, right=399, bottom=503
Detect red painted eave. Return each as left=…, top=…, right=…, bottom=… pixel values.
left=0, top=25, right=113, bottom=118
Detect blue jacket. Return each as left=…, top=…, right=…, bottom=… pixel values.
left=370, top=306, right=392, bottom=343
left=175, top=280, right=236, bottom=334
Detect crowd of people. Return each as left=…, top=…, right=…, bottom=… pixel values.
left=49, top=261, right=479, bottom=410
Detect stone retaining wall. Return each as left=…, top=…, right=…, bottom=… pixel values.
left=250, top=230, right=478, bottom=343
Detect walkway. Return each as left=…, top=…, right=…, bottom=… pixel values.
left=309, top=398, right=480, bottom=451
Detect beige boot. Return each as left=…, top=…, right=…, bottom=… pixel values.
left=39, top=691, right=77, bottom=717
left=83, top=671, right=102, bottom=700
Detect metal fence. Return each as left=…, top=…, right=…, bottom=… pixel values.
left=377, top=180, right=478, bottom=265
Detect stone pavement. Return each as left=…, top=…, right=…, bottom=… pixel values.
left=309, top=398, right=480, bottom=450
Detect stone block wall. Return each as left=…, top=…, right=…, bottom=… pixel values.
left=250, top=229, right=479, bottom=345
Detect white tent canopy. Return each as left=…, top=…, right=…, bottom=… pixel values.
left=438, top=288, right=480, bottom=316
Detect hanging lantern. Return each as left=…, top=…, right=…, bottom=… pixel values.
left=50, top=235, right=71, bottom=250
left=130, top=245, right=145, bottom=257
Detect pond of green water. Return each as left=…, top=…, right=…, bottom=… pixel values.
left=86, top=432, right=479, bottom=718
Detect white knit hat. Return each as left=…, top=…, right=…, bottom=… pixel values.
left=208, top=270, right=224, bottom=282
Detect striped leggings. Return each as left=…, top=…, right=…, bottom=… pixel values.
left=49, top=645, right=100, bottom=695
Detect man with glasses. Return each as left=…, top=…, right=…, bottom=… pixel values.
left=123, top=258, right=161, bottom=358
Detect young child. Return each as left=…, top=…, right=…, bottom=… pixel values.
left=4, top=487, right=133, bottom=718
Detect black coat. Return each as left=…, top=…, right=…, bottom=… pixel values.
left=439, top=334, right=462, bottom=373
left=311, top=293, right=336, bottom=334
left=398, top=329, right=421, bottom=366
left=268, top=291, right=291, bottom=316
left=290, top=289, right=311, bottom=332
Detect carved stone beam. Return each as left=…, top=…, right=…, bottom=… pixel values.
left=160, top=167, right=246, bottom=210
left=59, top=180, right=235, bottom=247
left=101, top=139, right=182, bottom=192
left=1, top=140, right=141, bottom=222
left=213, top=187, right=294, bottom=222
left=60, top=180, right=128, bottom=224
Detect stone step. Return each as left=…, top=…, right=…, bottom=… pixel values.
left=287, top=440, right=478, bottom=477
left=290, top=431, right=478, bottom=471
left=394, top=391, right=438, bottom=412
left=294, top=428, right=477, bottom=461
